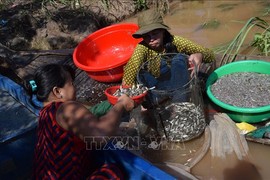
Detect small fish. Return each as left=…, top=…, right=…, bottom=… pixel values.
left=160, top=102, right=206, bottom=142
left=113, top=84, right=150, bottom=97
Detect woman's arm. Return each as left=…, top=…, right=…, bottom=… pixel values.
left=174, top=36, right=215, bottom=63
left=56, top=94, right=135, bottom=140
left=122, top=44, right=146, bottom=86
left=94, top=95, right=134, bottom=136
left=173, top=36, right=215, bottom=74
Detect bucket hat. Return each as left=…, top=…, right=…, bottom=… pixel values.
left=132, top=9, right=170, bottom=39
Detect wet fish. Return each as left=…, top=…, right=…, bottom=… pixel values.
left=211, top=72, right=270, bottom=108
left=113, top=84, right=150, bottom=97
left=161, top=102, right=206, bottom=142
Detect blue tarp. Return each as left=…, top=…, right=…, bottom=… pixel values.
left=0, top=89, right=38, bottom=179
left=0, top=89, right=38, bottom=143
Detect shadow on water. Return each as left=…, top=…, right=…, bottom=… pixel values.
left=223, top=160, right=262, bottom=180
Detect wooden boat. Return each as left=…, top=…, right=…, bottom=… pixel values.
left=0, top=48, right=200, bottom=179
left=1, top=46, right=270, bottom=179
left=0, top=75, right=194, bottom=179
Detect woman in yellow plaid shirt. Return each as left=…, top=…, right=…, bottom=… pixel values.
left=122, top=9, right=215, bottom=86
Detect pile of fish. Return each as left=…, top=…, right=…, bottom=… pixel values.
left=113, top=84, right=152, bottom=97
left=211, top=72, right=270, bottom=108
left=160, top=102, right=206, bottom=142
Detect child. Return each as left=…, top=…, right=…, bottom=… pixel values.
left=24, top=64, right=134, bottom=179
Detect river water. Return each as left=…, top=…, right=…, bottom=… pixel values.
left=124, top=0, right=270, bottom=50
left=123, top=1, right=270, bottom=179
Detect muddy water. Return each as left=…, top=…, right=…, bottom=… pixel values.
left=140, top=133, right=207, bottom=165
left=123, top=1, right=270, bottom=48
left=192, top=141, right=270, bottom=179
left=139, top=132, right=270, bottom=179
left=123, top=1, right=270, bottom=179
left=166, top=0, right=270, bottom=48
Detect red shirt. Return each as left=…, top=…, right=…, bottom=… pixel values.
left=33, top=102, right=94, bottom=180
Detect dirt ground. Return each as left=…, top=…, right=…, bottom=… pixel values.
left=0, top=0, right=143, bottom=51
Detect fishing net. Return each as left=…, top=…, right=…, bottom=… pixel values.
left=136, top=53, right=206, bottom=142
left=209, top=113, right=249, bottom=160
left=137, top=53, right=192, bottom=107
left=158, top=101, right=206, bottom=142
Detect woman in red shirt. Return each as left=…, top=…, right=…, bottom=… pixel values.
left=24, top=64, right=134, bottom=179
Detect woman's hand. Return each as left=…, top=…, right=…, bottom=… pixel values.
left=56, top=96, right=135, bottom=140
left=117, top=94, right=135, bottom=112
left=188, top=53, right=203, bottom=76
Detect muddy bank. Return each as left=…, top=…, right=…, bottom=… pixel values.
left=0, top=0, right=172, bottom=51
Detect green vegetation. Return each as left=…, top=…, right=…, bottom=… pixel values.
left=134, top=0, right=147, bottom=11
left=38, top=0, right=82, bottom=9
left=213, top=1, right=270, bottom=66
left=216, top=3, right=238, bottom=12
left=196, top=19, right=220, bottom=31
left=261, top=2, right=270, bottom=16
left=100, top=0, right=148, bottom=11
left=213, top=17, right=270, bottom=66
left=202, top=19, right=220, bottom=29
left=0, top=0, right=13, bottom=10
left=101, top=0, right=110, bottom=10
left=252, top=32, right=270, bottom=56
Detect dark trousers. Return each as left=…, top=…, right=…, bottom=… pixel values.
left=138, top=53, right=190, bottom=107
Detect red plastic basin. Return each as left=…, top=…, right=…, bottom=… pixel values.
left=73, top=23, right=141, bottom=82
left=105, top=85, right=147, bottom=105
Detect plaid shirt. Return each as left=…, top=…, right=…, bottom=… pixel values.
left=122, top=35, right=215, bottom=85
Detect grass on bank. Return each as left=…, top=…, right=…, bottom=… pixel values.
left=213, top=17, right=270, bottom=66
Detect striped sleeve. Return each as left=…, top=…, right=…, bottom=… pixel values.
left=173, top=36, right=215, bottom=63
